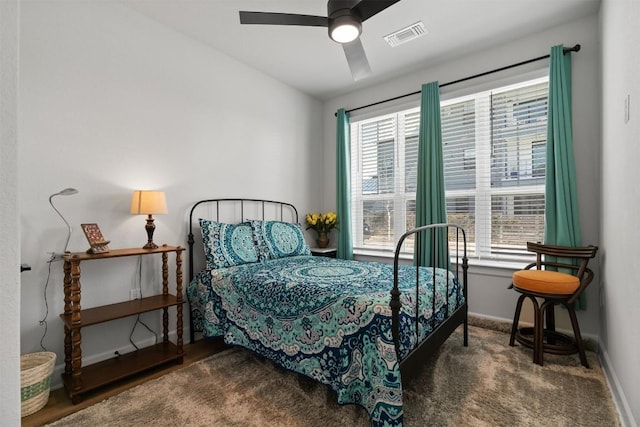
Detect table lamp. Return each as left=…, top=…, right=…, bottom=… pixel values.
left=130, top=190, right=167, bottom=249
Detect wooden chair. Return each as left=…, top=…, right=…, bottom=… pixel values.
left=509, top=242, right=598, bottom=367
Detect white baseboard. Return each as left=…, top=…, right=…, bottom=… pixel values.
left=600, top=347, right=638, bottom=427
left=468, top=311, right=513, bottom=324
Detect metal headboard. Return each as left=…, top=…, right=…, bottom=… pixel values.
left=187, top=198, right=299, bottom=284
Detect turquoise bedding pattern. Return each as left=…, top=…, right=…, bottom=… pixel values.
left=188, top=255, right=464, bottom=426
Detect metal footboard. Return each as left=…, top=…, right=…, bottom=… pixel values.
left=391, top=224, right=469, bottom=370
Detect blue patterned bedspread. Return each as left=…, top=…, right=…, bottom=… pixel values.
left=188, top=255, right=464, bottom=426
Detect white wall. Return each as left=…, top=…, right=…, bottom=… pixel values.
left=0, top=0, right=21, bottom=424
left=322, top=15, right=602, bottom=336
left=18, top=1, right=323, bottom=390
left=600, top=0, right=640, bottom=425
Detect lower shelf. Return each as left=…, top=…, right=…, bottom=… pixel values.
left=62, top=341, right=183, bottom=402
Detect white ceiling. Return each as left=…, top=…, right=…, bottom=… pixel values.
left=120, top=0, right=600, bottom=100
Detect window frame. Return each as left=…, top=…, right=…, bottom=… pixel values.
left=349, top=72, right=549, bottom=264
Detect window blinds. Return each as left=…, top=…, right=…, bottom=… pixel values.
left=350, top=76, right=549, bottom=260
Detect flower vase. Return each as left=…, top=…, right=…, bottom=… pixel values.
left=316, top=231, right=329, bottom=248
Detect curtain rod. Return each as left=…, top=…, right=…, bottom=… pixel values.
left=336, top=44, right=581, bottom=117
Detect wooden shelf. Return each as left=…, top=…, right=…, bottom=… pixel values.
left=62, top=342, right=183, bottom=400
left=61, top=245, right=185, bottom=403
left=63, top=245, right=182, bottom=262
left=60, top=295, right=183, bottom=329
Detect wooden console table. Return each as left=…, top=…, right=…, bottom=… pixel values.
left=61, top=245, right=185, bottom=403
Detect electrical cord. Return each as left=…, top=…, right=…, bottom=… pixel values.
left=128, top=255, right=158, bottom=350
left=39, top=255, right=56, bottom=351
left=129, top=314, right=158, bottom=350
left=40, top=251, right=159, bottom=354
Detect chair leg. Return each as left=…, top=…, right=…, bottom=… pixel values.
left=509, top=294, right=527, bottom=346
left=566, top=303, right=590, bottom=368
left=531, top=297, right=543, bottom=365
left=544, top=301, right=557, bottom=346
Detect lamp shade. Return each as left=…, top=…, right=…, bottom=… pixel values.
left=130, top=190, right=168, bottom=215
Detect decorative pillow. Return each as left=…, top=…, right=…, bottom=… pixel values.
left=199, top=219, right=259, bottom=269
left=249, top=220, right=311, bottom=261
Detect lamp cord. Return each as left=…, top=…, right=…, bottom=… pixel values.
left=39, top=256, right=55, bottom=351
left=127, top=256, right=158, bottom=351
left=42, top=254, right=160, bottom=355
left=41, top=189, right=78, bottom=352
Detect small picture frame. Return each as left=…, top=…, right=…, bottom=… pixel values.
left=81, top=223, right=111, bottom=254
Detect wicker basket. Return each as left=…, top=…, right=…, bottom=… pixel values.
left=21, top=352, right=56, bottom=417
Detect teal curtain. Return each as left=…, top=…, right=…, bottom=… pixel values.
left=544, top=45, right=584, bottom=308
left=336, top=108, right=353, bottom=260
left=414, top=82, right=448, bottom=268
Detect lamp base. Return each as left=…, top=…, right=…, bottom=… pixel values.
left=144, top=215, right=159, bottom=250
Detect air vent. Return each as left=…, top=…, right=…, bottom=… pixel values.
left=383, top=21, right=426, bottom=47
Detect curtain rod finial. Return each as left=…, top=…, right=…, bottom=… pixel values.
left=565, top=44, right=581, bottom=53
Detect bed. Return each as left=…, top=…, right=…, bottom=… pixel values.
left=186, top=198, right=468, bottom=426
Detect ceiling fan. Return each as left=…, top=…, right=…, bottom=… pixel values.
left=239, top=0, right=402, bottom=81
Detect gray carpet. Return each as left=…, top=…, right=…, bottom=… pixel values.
left=48, top=324, right=620, bottom=426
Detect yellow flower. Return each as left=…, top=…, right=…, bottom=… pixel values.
left=305, top=211, right=338, bottom=233
left=305, top=213, right=316, bottom=227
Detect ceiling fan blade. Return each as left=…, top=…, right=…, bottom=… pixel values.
left=352, top=0, right=402, bottom=22
left=342, top=38, right=371, bottom=81
left=239, top=11, right=328, bottom=27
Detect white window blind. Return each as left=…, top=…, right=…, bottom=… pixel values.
left=350, top=75, right=549, bottom=261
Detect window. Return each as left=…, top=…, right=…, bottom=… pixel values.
left=350, top=76, right=548, bottom=261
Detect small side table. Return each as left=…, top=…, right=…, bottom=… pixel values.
left=311, top=247, right=337, bottom=258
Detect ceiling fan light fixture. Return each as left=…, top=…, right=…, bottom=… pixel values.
left=329, top=14, right=361, bottom=43
left=239, top=0, right=403, bottom=81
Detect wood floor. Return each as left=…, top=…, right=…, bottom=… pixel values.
left=22, top=338, right=225, bottom=427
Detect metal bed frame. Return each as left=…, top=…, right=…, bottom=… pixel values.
left=392, top=223, right=469, bottom=375
left=187, top=198, right=299, bottom=343
left=186, top=198, right=468, bottom=377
